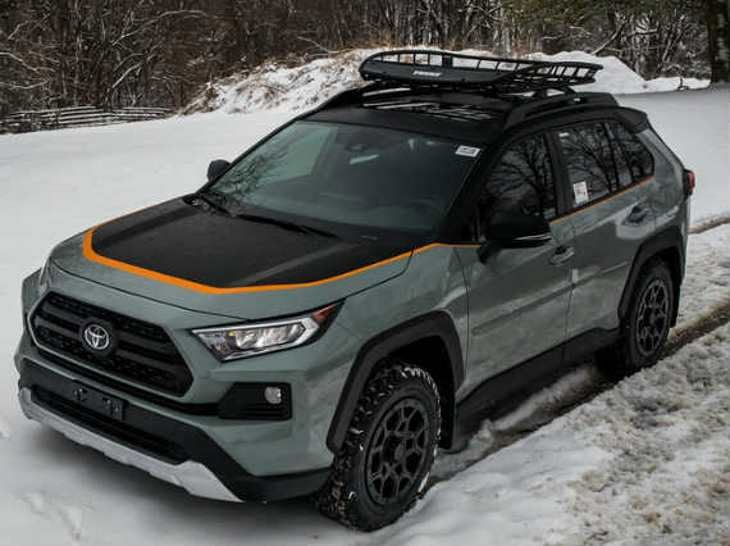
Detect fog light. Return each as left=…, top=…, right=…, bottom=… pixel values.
left=264, top=386, right=283, bottom=405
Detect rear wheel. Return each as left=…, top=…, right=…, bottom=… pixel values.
left=315, top=362, right=441, bottom=531
left=600, top=258, right=674, bottom=374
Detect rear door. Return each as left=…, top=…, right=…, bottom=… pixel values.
left=552, top=120, right=656, bottom=350
left=456, top=132, right=575, bottom=392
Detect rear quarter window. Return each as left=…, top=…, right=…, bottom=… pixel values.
left=605, top=121, right=655, bottom=186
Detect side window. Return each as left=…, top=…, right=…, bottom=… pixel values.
left=606, top=121, right=654, bottom=187
left=556, top=122, right=617, bottom=208
left=476, top=134, right=556, bottom=239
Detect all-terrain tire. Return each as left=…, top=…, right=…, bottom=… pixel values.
left=315, top=362, right=441, bottom=531
left=599, top=258, right=675, bottom=375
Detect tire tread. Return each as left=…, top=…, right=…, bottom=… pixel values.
left=315, top=362, right=440, bottom=531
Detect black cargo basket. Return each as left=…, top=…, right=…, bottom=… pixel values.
left=359, top=50, right=602, bottom=94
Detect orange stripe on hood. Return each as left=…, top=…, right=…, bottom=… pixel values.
left=82, top=227, right=424, bottom=294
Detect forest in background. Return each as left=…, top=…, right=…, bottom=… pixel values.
left=1, top=0, right=729, bottom=116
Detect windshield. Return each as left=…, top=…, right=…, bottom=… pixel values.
left=205, top=121, right=480, bottom=233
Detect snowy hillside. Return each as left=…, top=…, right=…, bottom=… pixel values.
left=0, top=84, right=728, bottom=545
left=184, top=48, right=709, bottom=115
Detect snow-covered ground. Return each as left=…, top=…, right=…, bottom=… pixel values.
left=0, top=84, right=728, bottom=545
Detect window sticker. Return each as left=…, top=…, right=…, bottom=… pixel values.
left=349, top=154, right=379, bottom=165
left=573, top=181, right=589, bottom=205
left=455, top=145, right=481, bottom=158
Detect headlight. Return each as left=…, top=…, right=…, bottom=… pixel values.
left=193, top=303, right=339, bottom=361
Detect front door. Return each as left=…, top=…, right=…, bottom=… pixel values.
left=457, top=133, right=574, bottom=393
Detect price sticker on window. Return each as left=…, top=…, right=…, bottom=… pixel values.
left=455, top=145, right=481, bottom=158
left=573, top=181, right=589, bottom=205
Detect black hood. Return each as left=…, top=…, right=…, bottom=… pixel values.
left=89, top=198, right=414, bottom=289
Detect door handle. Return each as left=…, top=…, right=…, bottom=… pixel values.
left=628, top=204, right=649, bottom=223
left=550, top=245, right=575, bottom=265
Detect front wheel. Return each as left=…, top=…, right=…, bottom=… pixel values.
left=315, top=362, right=441, bottom=531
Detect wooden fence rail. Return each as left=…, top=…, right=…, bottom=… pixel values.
left=0, top=106, right=171, bottom=134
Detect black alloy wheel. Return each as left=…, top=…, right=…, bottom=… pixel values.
left=365, top=397, right=432, bottom=506
left=635, top=278, right=671, bottom=357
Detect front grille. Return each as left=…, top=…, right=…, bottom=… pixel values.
left=30, top=293, right=192, bottom=396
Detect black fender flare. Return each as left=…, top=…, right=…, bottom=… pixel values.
left=326, top=311, right=465, bottom=453
left=618, top=226, right=685, bottom=324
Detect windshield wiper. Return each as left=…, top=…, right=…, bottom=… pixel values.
left=235, top=212, right=338, bottom=238
left=191, top=191, right=234, bottom=215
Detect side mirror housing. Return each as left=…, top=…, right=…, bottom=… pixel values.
left=485, top=210, right=552, bottom=249
left=207, top=159, right=230, bottom=182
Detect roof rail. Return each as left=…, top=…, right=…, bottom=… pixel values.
left=359, top=50, right=602, bottom=95
left=504, top=92, right=618, bottom=128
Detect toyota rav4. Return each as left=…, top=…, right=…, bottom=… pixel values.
left=15, top=50, right=694, bottom=530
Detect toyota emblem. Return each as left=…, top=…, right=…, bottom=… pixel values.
left=82, top=323, right=111, bottom=352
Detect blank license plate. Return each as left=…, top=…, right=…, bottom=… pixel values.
left=67, top=381, right=126, bottom=422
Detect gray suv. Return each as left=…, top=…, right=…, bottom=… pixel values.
left=15, top=50, right=693, bottom=530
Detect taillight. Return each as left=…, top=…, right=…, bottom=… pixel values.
left=683, top=169, right=695, bottom=197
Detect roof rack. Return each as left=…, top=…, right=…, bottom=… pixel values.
left=359, top=49, right=602, bottom=95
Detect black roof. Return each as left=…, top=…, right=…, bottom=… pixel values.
left=308, top=97, right=505, bottom=145
left=303, top=49, right=649, bottom=143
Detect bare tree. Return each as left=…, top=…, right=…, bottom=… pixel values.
left=0, top=0, right=716, bottom=118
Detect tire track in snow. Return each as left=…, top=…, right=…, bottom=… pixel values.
left=569, top=322, right=730, bottom=545
left=0, top=413, right=10, bottom=440
left=689, top=213, right=730, bottom=234
left=21, top=492, right=86, bottom=545
left=663, top=296, right=730, bottom=359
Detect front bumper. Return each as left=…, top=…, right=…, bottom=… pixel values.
left=18, top=358, right=330, bottom=502
left=18, top=387, right=239, bottom=501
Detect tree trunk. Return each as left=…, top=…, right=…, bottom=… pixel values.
left=706, top=0, right=730, bottom=82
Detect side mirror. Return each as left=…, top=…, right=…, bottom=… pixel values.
left=207, top=159, right=230, bottom=182
left=485, top=210, right=552, bottom=249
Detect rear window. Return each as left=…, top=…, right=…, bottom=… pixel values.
left=208, top=121, right=480, bottom=233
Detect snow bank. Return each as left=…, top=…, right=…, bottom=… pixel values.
left=185, top=48, right=709, bottom=115
left=532, top=50, right=709, bottom=94
left=183, top=49, right=377, bottom=115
